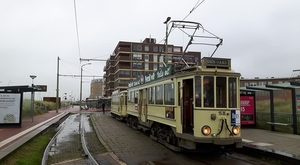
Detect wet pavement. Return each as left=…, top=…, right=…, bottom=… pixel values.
left=1, top=107, right=300, bottom=164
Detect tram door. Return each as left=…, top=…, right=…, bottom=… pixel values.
left=182, top=79, right=194, bottom=134
left=139, top=89, right=147, bottom=122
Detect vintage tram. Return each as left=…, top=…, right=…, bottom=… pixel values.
left=111, top=57, right=242, bottom=152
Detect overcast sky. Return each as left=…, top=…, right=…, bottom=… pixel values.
left=0, top=0, right=299, bottom=100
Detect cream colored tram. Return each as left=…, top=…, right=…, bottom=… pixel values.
left=126, top=57, right=242, bottom=151
left=110, top=90, right=127, bottom=120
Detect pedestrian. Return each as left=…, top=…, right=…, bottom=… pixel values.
left=102, top=102, right=105, bottom=114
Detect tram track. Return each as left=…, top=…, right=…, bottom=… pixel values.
left=41, top=113, right=106, bottom=165
left=80, top=113, right=99, bottom=165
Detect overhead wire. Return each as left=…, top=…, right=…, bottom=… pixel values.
left=73, top=0, right=81, bottom=61
left=158, top=0, right=205, bottom=44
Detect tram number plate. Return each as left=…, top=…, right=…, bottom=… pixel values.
left=231, top=110, right=241, bottom=126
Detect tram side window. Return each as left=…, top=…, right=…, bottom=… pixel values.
left=129, top=91, right=133, bottom=103
left=229, top=78, right=237, bottom=108
left=204, top=76, right=214, bottom=107
left=195, top=76, right=201, bottom=107
left=134, top=91, right=138, bottom=104
left=164, top=83, right=174, bottom=105
left=216, top=77, right=226, bottom=108
left=148, top=87, right=155, bottom=104
left=155, top=85, right=163, bottom=104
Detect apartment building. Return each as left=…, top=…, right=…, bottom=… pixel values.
left=103, top=37, right=201, bottom=96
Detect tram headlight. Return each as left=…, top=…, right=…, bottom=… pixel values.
left=232, top=126, right=240, bottom=135
left=201, top=125, right=211, bottom=136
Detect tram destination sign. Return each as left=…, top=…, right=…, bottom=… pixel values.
left=202, top=57, right=231, bottom=68
left=128, top=65, right=173, bottom=88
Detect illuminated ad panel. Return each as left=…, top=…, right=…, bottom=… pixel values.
left=0, top=93, right=22, bottom=125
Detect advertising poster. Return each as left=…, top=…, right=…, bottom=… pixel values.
left=240, top=95, right=255, bottom=125
left=0, top=93, right=21, bottom=124
left=297, top=94, right=300, bottom=111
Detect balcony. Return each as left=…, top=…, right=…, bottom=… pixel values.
left=117, top=47, right=131, bottom=52
left=116, top=55, right=131, bottom=61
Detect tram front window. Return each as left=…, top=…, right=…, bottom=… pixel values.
left=216, top=77, right=226, bottom=108
left=204, top=77, right=214, bottom=107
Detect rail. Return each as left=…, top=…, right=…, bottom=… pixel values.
left=80, top=114, right=99, bottom=165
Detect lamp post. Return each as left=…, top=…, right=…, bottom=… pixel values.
left=163, top=17, right=171, bottom=65
left=80, top=63, right=91, bottom=110
left=30, top=75, right=37, bottom=122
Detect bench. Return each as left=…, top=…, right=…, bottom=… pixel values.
left=266, top=122, right=293, bottom=126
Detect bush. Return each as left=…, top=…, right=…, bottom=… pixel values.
left=22, top=99, right=57, bottom=118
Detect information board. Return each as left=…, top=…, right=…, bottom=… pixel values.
left=0, top=93, right=22, bottom=125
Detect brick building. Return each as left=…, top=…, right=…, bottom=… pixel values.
left=240, top=76, right=300, bottom=100
left=103, top=37, right=201, bottom=96
left=89, top=79, right=104, bottom=99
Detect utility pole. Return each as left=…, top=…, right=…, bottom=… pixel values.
left=56, top=56, right=60, bottom=113
left=163, top=17, right=171, bottom=66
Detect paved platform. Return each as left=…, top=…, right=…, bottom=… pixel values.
left=242, top=128, right=300, bottom=161
left=1, top=107, right=300, bottom=164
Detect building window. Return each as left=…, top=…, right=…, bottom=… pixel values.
left=168, top=56, right=172, bottom=63
left=132, top=71, right=142, bottom=76
left=153, top=63, right=158, bottom=70
left=133, top=62, right=142, bottom=68
left=183, top=55, right=194, bottom=62
left=159, top=63, right=163, bottom=68
left=259, top=82, right=266, bottom=85
left=173, top=47, right=181, bottom=52
left=119, top=70, right=130, bottom=75
left=250, top=82, right=257, bottom=86
left=159, top=46, right=165, bottom=53
left=145, top=45, right=149, bottom=51
left=133, top=54, right=142, bottom=60
left=145, top=54, right=149, bottom=61
left=159, top=55, right=164, bottom=62
left=145, top=63, right=149, bottom=70
left=133, top=44, right=142, bottom=51
left=153, top=46, right=158, bottom=52
left=153, top=55, right=158, bottom=62
left=268, top=81, right=272, bottom=84
left=244, top=82, right=249, bottom=87
left=167, top=47, right=172, bottom=53
left=173, top=56, right=181, bottom=62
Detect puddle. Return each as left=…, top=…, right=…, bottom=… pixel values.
left=49, top=114, right=92, bottom=156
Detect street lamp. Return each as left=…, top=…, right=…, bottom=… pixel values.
left=30, top=75, right=37, bottom=122
left=163, top=17, right=171, bottom=65
left=80, top=63, right=91, bottom=110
